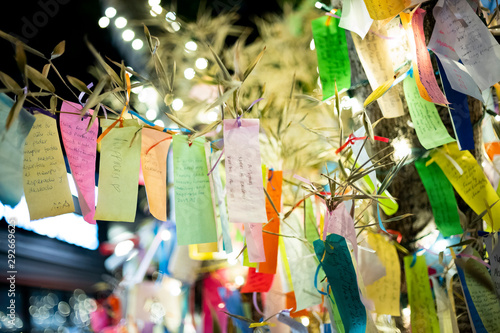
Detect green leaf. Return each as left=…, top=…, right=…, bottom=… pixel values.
left=51, top=41, right=65, bottom=60
left=67, top=75, right=93, bottom=95
left=26, top=65, right=55, bottom=92
left=5, top=93, right=26, bottom=131
left=0, top=71, right=21, bottom=91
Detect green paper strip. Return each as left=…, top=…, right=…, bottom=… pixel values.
left=404, top=255, right=440, bottom=333
left=173, top=135, right=217, bottom=245
left=403, top=75, right=455, bottom=150
left=312, top=15, right=351, bottom=100
left=415, top=157, right=463, bottom=236
left=305, top=198, right=320, bottom=246
left=360, top=163, right=398, bottom=216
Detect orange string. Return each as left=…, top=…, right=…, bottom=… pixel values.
left=146, top=136, right=172, bottom=155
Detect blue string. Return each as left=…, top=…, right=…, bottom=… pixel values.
left=268, top=168, right=276, bottom=191
left=410, top=252, right=417, bottom=268
left=128, top=110, right=192, bottom=133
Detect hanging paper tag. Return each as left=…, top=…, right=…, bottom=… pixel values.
left=430, top=142, right=500, bottom=230
left=339, top=0, right=373, bottom=39
left=283, top=213, right=322, bottom=311
left=277, top=310, right=308, bottom=333
left=434, top=55, right=483, bottom=102
left=311, top=15, right=351, bottom=100
left=240, top=266, right=274, bottom=293
left=484, top=235, right=500, bottom=297
left=259, top=170, right=282, bottom=274
left=415, top=157, right=463, bottom=236
left=60, top=101, right=98, bottom=223
left=305, top=198, right=320, bottom=246
left=95, top=119, right=141, bottom=222
left=456, top=248, right=500, bottom=332
left=351, top=26, right=405, bottom=118
left=172, top=135, right=217, bottom=245
left=223, top=119, right=267, bottom=223
left=365, top=233, right=401, bottom=316
left=23, top=113, right=74, bottom=219
left=430, top=276, right=458, bottom=333
left=411, top=8, right=449, bottom=105
left=323, top=202, right=358, bottom=260
left=0, top=94, right=35, bottom=207
left=403, top=75, right=455, bottom=149
left=363, top=0, right=405, bottom=20
left=435, top=57, right=476, bottom=151
left=403, top=255, right=440, bottom=333
left=140, top=128, right=171, bottom=221
left=314, top=234, right=367, bottom=333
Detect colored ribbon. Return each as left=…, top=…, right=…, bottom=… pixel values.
left=335, top=134, right=389, bottom=154
left=252, top=292, right=265, bottom=317
left=207, top=147, right=224, bottom=176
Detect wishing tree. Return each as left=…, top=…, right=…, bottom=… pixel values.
left=1, top=0, right=500, bottom=332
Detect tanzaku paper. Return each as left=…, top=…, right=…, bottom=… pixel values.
left=23, top=112, right=74, bottom=220
left=0, top=93, right=35, bottom=207
left=365, top=233, right=401, bottom=316
left=363, top=0, right=406, bottom=20
left=140, top=128, right=171, bottom=221
left=60, top=101, right=98, bottom=224
left=415, top=157, right=463, bottom=236
left=172, top=135, right=218, bottom=245
left=311, top=15, right=351, bottom=100
left=95, top=119, right=141, bottom=222
left=404, top=255, right=440, bottom=333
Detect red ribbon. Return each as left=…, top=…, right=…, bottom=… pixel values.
left=335, top=134, right=390, bottom=154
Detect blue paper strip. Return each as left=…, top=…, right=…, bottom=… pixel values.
left=455, top=263, right=487, bottom=333
left=436, top=57, right=475, bottom=151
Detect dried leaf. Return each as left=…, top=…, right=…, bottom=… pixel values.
left=164, top=112, right=196, bottom=133
left=86, top=38, right=123, bottom=87
left=50, top=95, right=57, bottom=114
left=78, top=76, right=109, bottom=117
left=67, top=75, right=93, bottom=95
left=51, top=41, right=65, bottom=60
left=243, top=46, right=266, bottom=81
left=86, top=103, right=100, bottom=132
left=107, top=57, right=150, bottom=82
left=42, top=64, right=50, bottom=77
left=164, top=93, right=173, bottom=106
left=0, top=71, right=21, bottom=91
left=26, top=65, right=55, bottom=92
left=0, top=30, right=46, bottom=58
left=362, top=111, right=374, bottom=142
left=143, top=24, right=155, bottom=53
left=5, top=93, right=26, bottom=130
left=26, top=92, right=52, bottom=97
left=15, top=42, right=26, bottom=77
left=208, top=44, right=232, bottom=82
left=191, top=120, right=221, bottom=141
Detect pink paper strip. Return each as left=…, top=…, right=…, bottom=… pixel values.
left=60, top=101, right=98, bottom=224
left=323, top=202, right=358, bottom=260
left=245, top=222, right=266, bottom=262
left=412, top=8, right=449, bottom=105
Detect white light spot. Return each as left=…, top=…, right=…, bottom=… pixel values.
left=185, top=41, right=197, bottom=52
left=154, top=120, right=165, bottom=127
left=310, top=39, right=315, bottom=50
left=165, top=11, right=176, bottom=22
left=301, top=317, right=310, bottom=327
left=170, top=280, right=182, bottom=296
left=184, top=68, right=195, bottom=80
left=131, top=83, right=143, bottom=94
left=105, top=7, right=117, bottom=18
left=98, top=17, right=110, bottom=28
left=146, top=109, right=158, bottom=120
left=495, top=115, right=500, bottom=122
left=195, top=58, right=208, bottom=70
left=171, top=22, right=181, bottom=31
left=433, top=239, right=449, bottom=253
left=138, top=87, right=158, bottom=104
left=151, top=5, right=162, bottom=15
left=206, top=110, right=218, bottom=122
left=148, top=0, right=161, bottom=6
left=217, top=303, right=225, bottom=309
left=161, top=229, right=172, bottom=241
left=114, top=17, right=127, bottom=29
left=235, top=275, right=244, bottom=286
left=172, top=98, right=183, bottom=111
left=132, top=39, right=144, bottom=50
left=122, top=29, right=135, bottom=42
left=402, top=307, right=411, bottom=317
left=392, top=137, right=412, bottom=160
left=114, top=240, right=134, bottom=257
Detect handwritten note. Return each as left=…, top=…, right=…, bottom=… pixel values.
left=172, top=135, right=217, bottom=245
left=0, top=94, right=35, bottom=207
left=411, top=8, right=449, bottom=105
left=339, top=0, right=373, bottom=39
left=60, top=101, right=98, bottom=224
left=436, top=58, right=476, bottom=151
left=140, top=128, right=170, bottom=221
left=404, top=255, right=440, bottom=333
left=484, top=235, right=500, bottom=297
left=240, top=267, right=274, bottom=293
left=95, top=119, right=141, bottom=222
left=365, top=233, right=401, bottom=316
left=363, top=0, right=405, bottom=20
left=403, top=75, right=455, bottom=149
left=23, top=113, right=74, bottom=220
left=456, top=248, right=500, bottom=332
left=415, top=157, right=463, bottom=236
left=323, top=202, right=358, bottom=260
left=259, top=170, right=282, bottom=274
left=430, top=276, right=458, bottom=333
left=314, top=234, right=367, bottom=333
left=449, top=0, right=500, bottom=91
left=431, top=142, right=500, bottom=230
left=351, top=27, right=405, bottom=118
left=282, top=213, right=322, bottom=311
left=223, top=119, right=267, bottom=224
left=312, top=16, right=351, bottom=100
